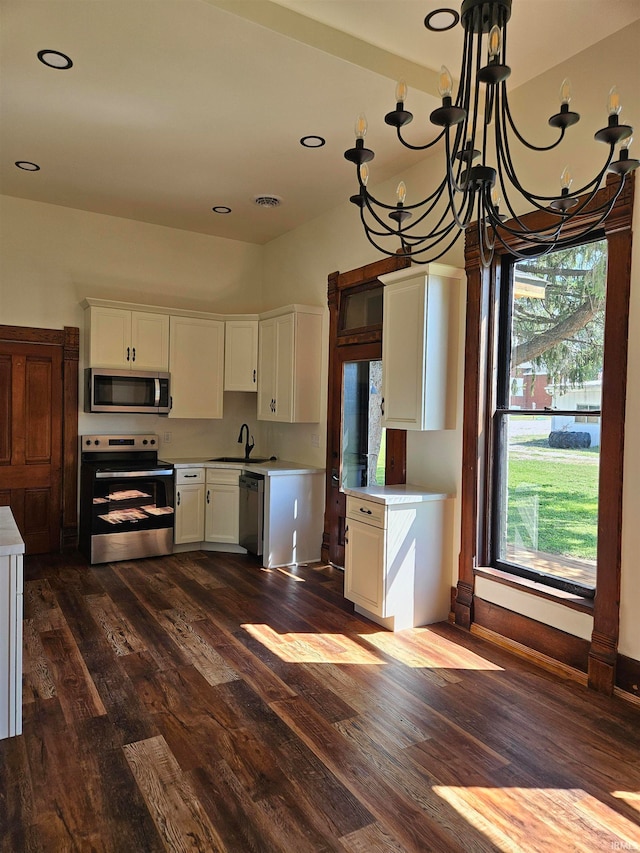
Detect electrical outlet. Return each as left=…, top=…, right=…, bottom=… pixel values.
left=163, top=431, right=172, bottom=444
left=311, top=433, right=320, bottom=448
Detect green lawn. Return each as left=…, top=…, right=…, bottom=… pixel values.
left=507, top=452, right=599, bottom=560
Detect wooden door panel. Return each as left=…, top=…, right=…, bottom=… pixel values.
left=0, top=341, right=63, bottom=553
left=25, top=357, right=55, bottom=462
left=0, top=355, right=10, bottom=464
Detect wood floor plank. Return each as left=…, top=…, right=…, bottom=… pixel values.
left=5, top=549, right=640, bottom=852
left=123, top=734, right=226, bottom=853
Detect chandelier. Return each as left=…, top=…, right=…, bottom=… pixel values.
left=344, top=0, right=638, bottom=265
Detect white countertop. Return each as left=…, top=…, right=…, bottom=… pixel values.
left=344, top=484, right=450, bottom=505
left=165, top=457, right=324, bottom=477
left=0, top=507, right=25, bottom=556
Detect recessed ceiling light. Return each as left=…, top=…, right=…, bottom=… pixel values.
left=300, top=136, right=326, bottom=148
left=15, top=161, right=40, bottom=171
left=424, top=8, right=459, bottom=31
left=37, top=49, right=73, bottom=69
left=212, top=206, right=232, bottom=214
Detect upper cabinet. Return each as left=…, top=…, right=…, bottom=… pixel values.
left=257, top=306, right=323, bottom=423
left=84, top=303, right=169, bottom=371
left=379, top=264, right=463, bottom=431
left=224, top=319, right=258, bottom=392
left=169, top=316, right=224, bottom=419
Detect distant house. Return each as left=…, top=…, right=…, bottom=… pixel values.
left=548, top=379, right=602, bottom=447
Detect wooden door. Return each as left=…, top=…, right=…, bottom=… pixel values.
left=0, top=341, right=63, bottom=553
left=322, top=256, right=410, bottom=568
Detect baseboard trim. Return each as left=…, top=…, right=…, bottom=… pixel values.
left=470, top=623, right=588, bottom=686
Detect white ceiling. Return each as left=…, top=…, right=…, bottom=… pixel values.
left=1, top=0, right=638, bottom=245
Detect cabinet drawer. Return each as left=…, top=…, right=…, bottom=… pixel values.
left=346, top=496, right=386, bottom=528
left=206, top=468, right=240, bottom=485
left=176, top=468, right=205, bottom=484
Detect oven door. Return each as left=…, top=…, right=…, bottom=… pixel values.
left=83, top=466, right=175, bottom=563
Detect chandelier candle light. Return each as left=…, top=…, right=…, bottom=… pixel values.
left=344, top=0, right=638, bottom=265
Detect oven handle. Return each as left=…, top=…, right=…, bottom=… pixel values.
left=95, top=468, right=174, bottom=479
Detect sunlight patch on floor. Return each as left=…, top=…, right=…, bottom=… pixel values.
left=433, top=785, right=640, bottom=851
left=611, top=791, right=640, bottom=813
left=360, top=629, right=505, bottom=671
left=242, top=623, right=385, bottom=665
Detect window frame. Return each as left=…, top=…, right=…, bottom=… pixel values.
left=455, top=173, right=635, bottom=694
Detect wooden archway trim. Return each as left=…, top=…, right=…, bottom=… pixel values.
left=0, top=324, right=79, bottom=550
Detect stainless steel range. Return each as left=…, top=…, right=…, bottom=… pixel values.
left=79, top=434, right=175, bottom=564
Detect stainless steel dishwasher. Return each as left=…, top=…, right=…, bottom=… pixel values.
left=239, top=472, right=264, bottom=556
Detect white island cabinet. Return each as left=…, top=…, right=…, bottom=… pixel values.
left=344, top=486, right=451, bottom=631
left=0, top=507, right=24, bottom=740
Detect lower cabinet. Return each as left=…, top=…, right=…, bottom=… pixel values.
left=344, top=489, right=450, bottom=631
left=0, top=508, right=24, bottom=740
left=174, top=467, right=239, bottom=547
left=174, top=468, right=205, bottom=545
left=205, top=469, right=240, bottom=544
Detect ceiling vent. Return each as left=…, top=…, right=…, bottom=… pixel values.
left=254, top=195, right=282, bottom=208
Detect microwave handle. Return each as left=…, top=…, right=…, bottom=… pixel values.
left=154, top=378, right=160, bottom=407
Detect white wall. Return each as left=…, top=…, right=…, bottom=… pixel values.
left=0, top=195, right=266, bottom=459
left=1, top=21, right=639, bottom=663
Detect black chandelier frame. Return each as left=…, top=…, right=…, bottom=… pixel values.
left=344, top=0, right=638, bottom=265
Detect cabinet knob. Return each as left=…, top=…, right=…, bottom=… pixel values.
left=381, top=396, right=384, bottom=416
left=253, top=369, right=256, bottom=383
left=359, top=507, right=373, bottom=515
left=126, top=346, right=130, bottom=361
left=177, top=491, right=181, bottom=505
left=207, top=490, right=210, bottom=503
left=132, top=347, right=136, bottom=362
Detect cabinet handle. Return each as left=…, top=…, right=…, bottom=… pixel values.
left=177, top=491, right=181, bottom=505
left=253, top=369, right=256, bottom=383
left=359, top=507, right=373, bottom=515
left=345, top=525, right=348, bottom=544
left=207, top=490, right=210, bottom=504
left=381, top=396, right=384, bottom=416
left=132, top=347, right=136, bottom=362
left=126, top=346, right=130, bottom=362
left=184, top=474, right=198, bottom=478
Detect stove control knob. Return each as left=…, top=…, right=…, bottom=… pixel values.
left=85, top=439, right=91, bottom=446
left=94, top=439, right=100, bottom=445
left=142, top=439, right=148, bottom=445
left=150, top=439, right=156, bottom=445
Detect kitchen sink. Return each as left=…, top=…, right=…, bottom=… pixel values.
left=208, top=456, right=271, bottom=463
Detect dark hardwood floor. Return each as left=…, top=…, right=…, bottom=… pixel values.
left=2, top=549, right=640, bottom=852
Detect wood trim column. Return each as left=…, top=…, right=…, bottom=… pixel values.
left=588, top=178, right=635, bottom=693
left=62, top=326, right=79, bottom=551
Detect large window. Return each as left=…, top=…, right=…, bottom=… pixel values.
left=493, top=241, right=607, bottom=596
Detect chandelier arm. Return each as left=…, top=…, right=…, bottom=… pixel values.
left=359, top=175, right=448, bottom=212
left=396, top=125, right=447, bottom=152
left=359, top=209, right=461, bottom=263
left=502, top=93, right=567, bottom=152
left=444, top=131, right=476, bottom=230
left=360, top=188, right=461, bottom=243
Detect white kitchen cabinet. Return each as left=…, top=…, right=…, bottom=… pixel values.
left=0, top=508, right=24, bottom=740
left=344, top=487, right=450, bottom=631
left=205, top=469, right=240, bottom=544
left=257, top=305, right=323, bottom=423
left=84, top=303, right=169, bottom=371
left=174, top=469, right=205, bottom=545
left=379, top=264, right=463, bottom=431
left=224, top=319, right=258, bottom=392
left=169, top=316, right=224, bottom=419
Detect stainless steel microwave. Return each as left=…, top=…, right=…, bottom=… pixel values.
left=85, top=368, right=171, bottom=414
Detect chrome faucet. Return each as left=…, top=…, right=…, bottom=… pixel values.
left=237, top=423, right=255, bottom=459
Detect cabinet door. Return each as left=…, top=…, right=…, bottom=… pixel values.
left=205, top=484, right=239, bottom=543
left=344, top=518, right=385, bottom=615
left=174, top=484, right=204, bottom=544
left=88, top=307, right=132, bottom=368
left=273, top=313, right=294, bottom=422
left=169, top=316, right=224, bottom=419
left=257, top=317, right=277, bottom=420
left=224, top=320, right=258, bottom=392
left=131, top=312, right=169, bottom=371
